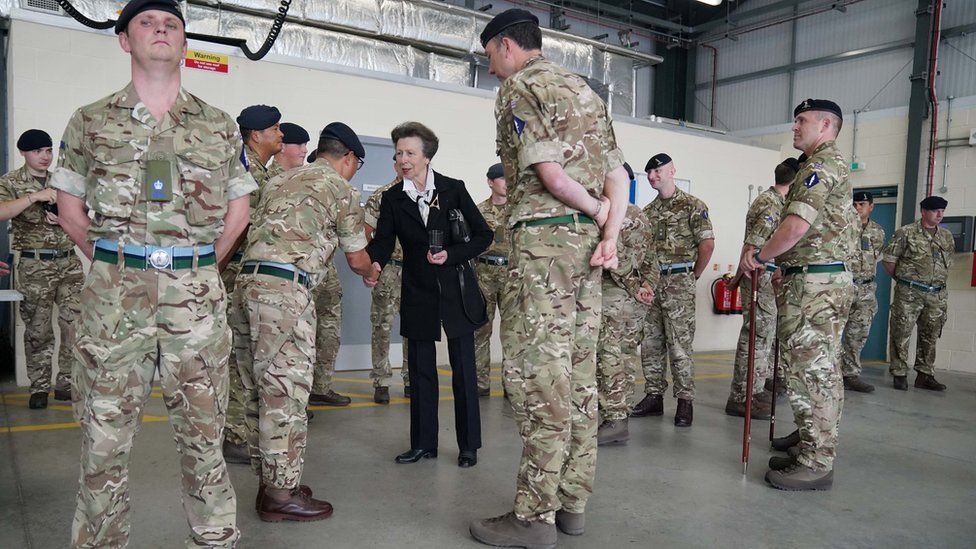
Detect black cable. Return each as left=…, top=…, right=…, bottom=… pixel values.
left=55, top=0, right=292, bottom=61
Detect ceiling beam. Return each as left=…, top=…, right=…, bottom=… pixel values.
left=693, top=0, right=822, bottom=35
left=559, top=0, right=694, bottom=34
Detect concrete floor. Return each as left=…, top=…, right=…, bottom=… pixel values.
left=2, top=352, right=974, bottom=548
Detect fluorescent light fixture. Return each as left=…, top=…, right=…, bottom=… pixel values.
left=696, top=0, right=723, bottom=6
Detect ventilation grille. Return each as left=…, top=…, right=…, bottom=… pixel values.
left=23, top=0, right=65, bottom=16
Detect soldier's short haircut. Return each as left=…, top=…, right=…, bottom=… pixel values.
left=774, top=163, right=796, bottom=185
left=491, top=22, right=542, bottom=51
left=241, top=128, right=254, bottom=144
left=817, top=112, right=843, bottom=134
left=391, top=121, right=439, bottom=159
left=317, top=136, right=350, bottom=159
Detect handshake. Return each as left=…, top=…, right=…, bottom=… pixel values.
left=362, top=262, right=382, bottom=288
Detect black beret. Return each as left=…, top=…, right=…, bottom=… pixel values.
left=114, top=0, right=185, bottom=34
left=307, top=152, right=317, bottom=164
left=644, top=153, right=672, bottom=172
left=781, top=158, right=800, bottom=173
left=321, top=122, right=365, bottom=159
left=853, top=191, right=873, bottom=203
left=920, top=195, right=948, bottom=210
left=794, top=98, right=843, bottom=121
left=623, top=162, right=635, bottom=181
left=480, top=9, right=539, bottom=47
left=16, top=129, right=52, bottom=151
left=280, top=122, right=310, bottom=145
left=236, top=105, right=281, bottom=131
left=486, top=163, right=504, bottom=180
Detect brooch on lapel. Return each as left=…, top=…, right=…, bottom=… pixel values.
left=428, top=194, right=440, bottom=211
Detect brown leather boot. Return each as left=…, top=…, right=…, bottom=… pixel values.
left=470, top=512, right=556, bottom=549
left=843, top=376, right=875, bottom=393
left=914, top=372, right=947, bottom=391
left=765, top=463, right=833, bottom=491
left=597, top=418, right=630, bottom=445
left=255, top=483, right=313, bottom=512
left=674, top=399, right=693, bottom=427
left=724, top=394, right=771, bottom=420
left=258, top=486, right=333, bottom=522
left=630, top=394, right=663, bottom=417
left=308, top=390, right=351, bottom=406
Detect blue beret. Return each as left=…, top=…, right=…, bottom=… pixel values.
left=16, top=129, right=52, bottom=151
left=480, top=9, right=539, bottom=48
left=794, top=98, right=843, bottom=121
left=920, top=196, right=947, bottom=210
left=114, top=0, right=185, bottom=34
left=321, top=122, right=365, bottom=159
left=236, top=105, right=281, bottom=131
left=486, top=163, right=504, bottom=180
left=280, top=122, right=310, bottom=145
left=644, top=153, right=672, bottom=172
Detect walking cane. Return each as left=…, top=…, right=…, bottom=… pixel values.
left=769, top=339, right=779, bottom=443
left=742, top=267, right=762, bottom=475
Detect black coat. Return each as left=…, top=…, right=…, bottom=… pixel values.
left=367, top=171, right=492, bottom=341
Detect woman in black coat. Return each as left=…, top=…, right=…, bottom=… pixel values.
left=366, top=122, right=492, bottom=468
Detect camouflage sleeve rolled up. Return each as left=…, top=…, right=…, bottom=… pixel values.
left=742, top=190, right=781, bottom=248
left=637, top=233, right=662, bottom=291
left=783, top=166, right=832, bottom=225
left=602, top=118, right=626, bottom=176
left=337, top=186, right=367, bottom=253
left=364, top=190, right=382, bottom=228
left=510, top=84, right=564, bottom=170
left=610, top=207, right=653, bottom=299
left=0, top=172, right=15, bottom=202
left=688, top=197, right=715, bottom=243
left=50, top=110, right=89, bottom=197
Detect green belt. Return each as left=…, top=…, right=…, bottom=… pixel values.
left=514, top=214, right=595, bottom=230
left=661, top=266, right=692, bottom=275
left=20, top=249, right=72, bottom=260
left=783, top=264, right=846, bottom=276
left=243, top=262, right=312, bottom=289
left=229, top=252, right=244, bottom=263
left=93, top=247, right=215, bottom=269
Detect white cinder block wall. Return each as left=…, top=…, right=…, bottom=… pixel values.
left=6, top=16, right=781, bottom=383
left=737, top=97, right=976, bottom=374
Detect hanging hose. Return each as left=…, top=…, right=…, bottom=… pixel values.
left=55, top=0, right=292, bottom=61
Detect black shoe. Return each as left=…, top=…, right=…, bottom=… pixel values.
left=843, top=375, right=875, bottom=393
left=28, top=392, right=48, bottom=409
left=674, top=398, right=693, bottom=427
left=403, top=386, right=411, bottom=398
left=53, top=388, right=72, bottom=401
left=630, top=394, right=663, bottom=417
left=222, top=440, right=250, bottom=465
left=768, top=455, right=796, bottom=471
left=772, top=429, right=801, bottom=451
left=395, top=448, right=437, bottom=463
left=478, top=387, right=490, bottom=397
left=892, top=376, right=908, bottom=391
left=914, top=372, right=947, bottom=391
left=306, top=408, right=315, bottom=422
left=308, top=390, right=351, bottom=406
left=458, top=450, right=477, bottom=468
left=374, top=387, right=390, bottom=404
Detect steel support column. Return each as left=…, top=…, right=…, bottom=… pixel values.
left=901, top=0, right=935, bottom=225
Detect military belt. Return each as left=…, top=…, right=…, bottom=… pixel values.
left=242, top=260, right=312, bottom=289
left=229, top=251, right=244, bottom=263
left=514, top=214, right=595, bottom=230
left=478, top=255, right=509, bottom=266
left=93, top=239, right=216, bottom=270
left=660, top=261, right=694, bottom=275
left=854, top=277, right=876, bottom=285
left=896, top=278, right=943, bottom=293
left=20, top=248, right=72, bottom=260
left=783, top=263, right=846, bottom=276
left=389, top=259, right=404, bottom=267
left=764, top=262, right=778, bottom=273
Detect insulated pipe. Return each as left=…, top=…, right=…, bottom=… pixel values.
left=925, top=0, right=944, bottom=197
left=701, top=44, right=718, bottom=127
left=941, top=95, right=952, bottom=193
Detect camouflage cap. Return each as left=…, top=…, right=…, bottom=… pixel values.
left=114, top=0, right=185, bottom=34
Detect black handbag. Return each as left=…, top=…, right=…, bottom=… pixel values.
left=449, top=209, right=488, bottom=325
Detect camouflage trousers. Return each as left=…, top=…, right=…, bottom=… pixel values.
left=370, top=262, right=408, bottom=388
left=841, top=281, right=878, bottom=377
left=474, top=262, right=508, bottom=392
left=232, top=273, right=315, bottom=489
left=776, top=271, right=854, bottom=471
left=888, top=283, right=947, bottom=377
left=596, top=280, right=645, bottom=421
left=16, top=254, right=83, bottom=394
left=729, top=272, right=777, bottom=403
left=503, top=223, right=601, bottom=524
left=222, top=260, right=248, bottom=446
left=71, top=260, right=238, bottom=548
left=641, top=271, right=696, bottom=400
left=312, top=264, right=341, bottom=395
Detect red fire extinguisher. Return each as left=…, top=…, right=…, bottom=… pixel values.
left=712, top=274, right=735, bottom=314
left=731, top=280, right=743, bottom=315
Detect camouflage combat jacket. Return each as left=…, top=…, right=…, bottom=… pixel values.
left=0, top=166, right=73, bottom=250
left=495, top=55, right=624, bottom=225
left=244, top=144, right=272, bottom=215
left=882, top=220, right=954, bottom=286
left=642, top=188, right=714, bottom=266
left=607, top=204, right=658, bottom=300
left=365, top=178, right=404, bottom=262
left=51, top=82, right=257, bottom=246
left=743, top=187, right=785, bottom=249
left=243, top=158, right=367, bottom=284
left=778, top=141, right=857, bottom=268
left=850, top=219, right=886, bottom=279
left=477, top=198, right=511, bottom=259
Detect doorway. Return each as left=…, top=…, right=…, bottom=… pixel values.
left=857, top=187, right=898, bottom=361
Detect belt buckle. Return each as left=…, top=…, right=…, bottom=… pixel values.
left=148, top=247, right=173, bottom=270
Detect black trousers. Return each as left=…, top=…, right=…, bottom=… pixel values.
left=407, top=335, right=482, bottom=452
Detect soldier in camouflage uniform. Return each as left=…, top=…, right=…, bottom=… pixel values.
left=725, top=159, right=797, bottom=419
left=50, top=2, right=255, bottom=545
left=365, top=166, right=409, bottom=403
left=470, top=10, right=630, bottom=547
left=741, top=98, right=857, bottom=490
left=0, top=129, right=83, bottom=409
left=232, top=122, right=376, bottom=521
left=473, top=163, right=510, bottom=397
left=882, top=195, right=953, bottom=392
left=840, top=191, right=885, bottom=393
left=596, top=198, right=656, bottom=446
left=268, top=122, right=309, bottom=179
left=222, top=104, right=283, bottom=463
left=632, top=153, right=714, bottom=427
